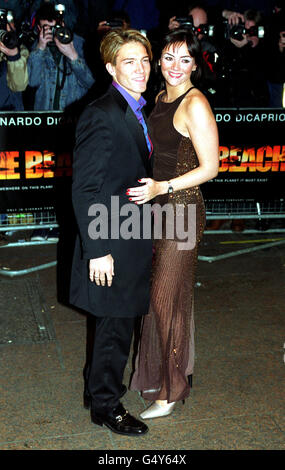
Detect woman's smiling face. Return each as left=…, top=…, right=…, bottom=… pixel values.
left=160, top=41, right=196, bottom=87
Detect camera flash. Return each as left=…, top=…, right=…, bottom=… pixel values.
left=7, top=10, right=14, bottom=22
left=258, top=26, right=264, bottom=39
left=55, top=4, right=65, bottom=13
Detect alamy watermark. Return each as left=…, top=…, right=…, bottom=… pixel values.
left=88, top=196, right=197, bottom=251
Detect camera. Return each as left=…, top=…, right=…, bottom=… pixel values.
left=46, top=4, right=73, bottom=45
left=105, top=19, right=124, bottom=29
left=52, top=4, right=73, bottom=44
left=18, top=21, right=38, bottom=48
left=0, top=9, right=18, bottom=49
left=225, top=21, right=264, bottom=41
left=176, top=16, right=215, bottom=37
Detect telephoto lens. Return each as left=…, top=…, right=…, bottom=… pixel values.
left=0, top=29, right=18, bottom=48
left=229, top=23, right=246, bottom=41
left=0, top=9, right=18, bottom=49
left=52, top=24, right=73, bottom=44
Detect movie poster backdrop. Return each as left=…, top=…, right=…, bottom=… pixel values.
left=0, top=111, right=75, bottom=213
left=202, top=108, right=285, bottom=203
left=0, top=109, right=284, bottom=213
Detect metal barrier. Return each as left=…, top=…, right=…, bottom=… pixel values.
left=0, top=199, right=284, bottom=276
left=205, top=199, right=285, bottom=220
left=0, top=211, right=58, bottom=234
left=0, top=211, right=58, bottom=277
left=200, top=199, right=285, bottom=262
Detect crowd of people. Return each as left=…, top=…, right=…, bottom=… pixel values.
left=0, top=0, right=284, bottom=113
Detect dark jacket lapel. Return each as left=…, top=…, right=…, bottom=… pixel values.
left=109, top=85, right=152, bottom=174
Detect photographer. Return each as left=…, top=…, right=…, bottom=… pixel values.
left=30, top=0, right=78, bottom=30
left=169, top=3, right=209, bottom=37
left=27, top=3, right=94, bottom=110
left=0, top=10, right=29, bottom=110
left=216, top=8, right=269, bottom=107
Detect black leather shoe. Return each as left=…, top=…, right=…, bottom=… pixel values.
left=91, top=403, right=148, bottom=436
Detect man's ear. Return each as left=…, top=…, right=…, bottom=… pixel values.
left=106, top=62, right=115, bottom=77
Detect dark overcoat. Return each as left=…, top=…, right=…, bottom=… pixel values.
left=70, top=85, right=153, bottom=317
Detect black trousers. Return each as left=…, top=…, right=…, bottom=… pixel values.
left=86, top=316, right=135, bottom=414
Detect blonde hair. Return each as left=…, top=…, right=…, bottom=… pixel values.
left=100, top=29, right=153, bottom=65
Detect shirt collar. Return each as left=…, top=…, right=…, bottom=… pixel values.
left=112, top=81, right=146, bottom=114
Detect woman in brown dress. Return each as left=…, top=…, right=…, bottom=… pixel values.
left=127, top=29, right=219, bottom=419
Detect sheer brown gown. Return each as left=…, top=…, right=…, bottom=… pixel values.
left=130, top=87, right=206, bottom=403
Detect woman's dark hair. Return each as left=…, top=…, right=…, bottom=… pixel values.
left=160, top=29, right=203, bottom=85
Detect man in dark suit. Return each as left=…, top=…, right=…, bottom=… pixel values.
left=70, top=29, right=153, bottom=436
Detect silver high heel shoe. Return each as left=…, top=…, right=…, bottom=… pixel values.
left=140, top=401, right=176, bottom=419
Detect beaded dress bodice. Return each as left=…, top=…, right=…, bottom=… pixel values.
left=148, top=87, right=205, bottom=241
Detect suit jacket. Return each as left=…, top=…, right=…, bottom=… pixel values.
left=70, top=85, right=153, bottom=317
